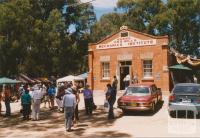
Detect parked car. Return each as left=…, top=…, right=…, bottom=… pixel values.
left=168, top=83, right=200, bottom=117
left=118, top=83, right=162, bottom=113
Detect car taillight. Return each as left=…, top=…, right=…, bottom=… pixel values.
left=169, top=95, right=174, bottom=101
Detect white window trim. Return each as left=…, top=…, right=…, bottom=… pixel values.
left=101, top=62, right=110, bottom=80
left=143, top=59, right=153, bottom=79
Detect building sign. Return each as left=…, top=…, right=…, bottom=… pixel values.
left=97, top=36, right=156, bottom=50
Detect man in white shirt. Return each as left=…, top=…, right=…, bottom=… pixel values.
left=31, top=85, right=44, bottom=121
left=63, top=88, right=76, bottom=132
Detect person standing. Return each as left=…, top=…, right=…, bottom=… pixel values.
left=21, top=86, right=31, bottom=120
left=112, top=76, right=118, bottom=91
left=31, top=85, right=43, bottom=121
left=123, top=74, right=130, bottom=90
left=56, top=86, right=65, bottom=112
left=193, top=75, right=198, bottom=83
left=63, top=88, right=76, bottom=132
left=112, top=76, right=118, bottom=100
left=43, top=84, right=50, bottom=108
left=3, top=85, right=11, bottom=117
left=106, top=84, right=116, bottom=119
left=72, top=85, right=80, bottom=124
left=82, top=84, right=93, bottom=115
left=48, top=84, right=56, bottom=109
left=0, top=86, right=2, bottom=115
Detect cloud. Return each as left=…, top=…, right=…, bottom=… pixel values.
left=81, top=0, right=118, bottom=8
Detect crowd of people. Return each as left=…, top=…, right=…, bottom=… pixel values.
left=0, top=76, right=119, bottom=132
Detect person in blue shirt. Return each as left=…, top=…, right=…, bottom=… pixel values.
left=106, top=84, right=116, bottom=119
left=21, top=85, right=31, bottom=120
left=48, top=84, right=56, bottom=109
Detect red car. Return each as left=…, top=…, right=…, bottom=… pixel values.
left=118, top=83, right=162, bottom=113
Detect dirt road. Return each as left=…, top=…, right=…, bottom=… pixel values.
left=1, top=91, right=200, bottom=138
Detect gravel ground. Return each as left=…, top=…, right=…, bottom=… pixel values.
left=1, top=91, right=200, bottom=138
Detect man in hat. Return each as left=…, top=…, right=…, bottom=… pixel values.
left=63, top=88, right=76, bottom=132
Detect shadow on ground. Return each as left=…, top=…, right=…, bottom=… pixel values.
left=0, top=106, right=127, bottom=137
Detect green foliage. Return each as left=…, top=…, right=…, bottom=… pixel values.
left=91, top=13, right=124, bottom=42
left=91, top=0, right=200, bottom=57
left=0, top=0, right=96, bottom=77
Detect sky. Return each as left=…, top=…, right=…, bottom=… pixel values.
left=81, top=0, right=167, bottom=20
left=81, top=0, right=118, bottom=20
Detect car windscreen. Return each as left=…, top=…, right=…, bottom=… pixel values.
left=125, top=87, right=150, bottom=95
left=173, top=85, right=200, bottom=93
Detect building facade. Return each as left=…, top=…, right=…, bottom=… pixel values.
left=88, top=26, right=170, bottom=93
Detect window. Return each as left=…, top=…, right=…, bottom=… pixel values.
left=102, top=62, right=110, bottom=80
left=125, top=87, right=150, bottom=95
left=143, top=60, right=152, bottom=78
left=120, top=61, right=132, bottom=66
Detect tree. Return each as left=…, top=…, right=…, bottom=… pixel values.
left=0, top=0, right=33, bottom=76
left=0, top=0, right=96, bottom=77
left=91, top=0, right=200, bottom=57
left=90, top=13, right=124, bottom=42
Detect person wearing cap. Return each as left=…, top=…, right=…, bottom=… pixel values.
left=63, top=88, right=76, bottom=132
left=82, top=84, right=93, bottom=115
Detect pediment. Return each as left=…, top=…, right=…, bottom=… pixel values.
left=96, top=34, right=157, bottom=50
left=95, top=27, right=159, bottom=50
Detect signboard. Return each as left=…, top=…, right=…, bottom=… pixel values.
left=96, top=36, right=156, bottom=50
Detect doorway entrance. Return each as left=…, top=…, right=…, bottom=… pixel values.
left=119, top=61, right=132, bottom=90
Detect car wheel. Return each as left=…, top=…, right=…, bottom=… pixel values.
left=122, top=109, right=128, bottom=114
left=169, top=111, right=176, bottom=118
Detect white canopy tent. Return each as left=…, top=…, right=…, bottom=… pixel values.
left=56, top=75, right=84, bottom=85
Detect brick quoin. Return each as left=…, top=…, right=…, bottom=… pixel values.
left=88, top=26, right=170, bottom=94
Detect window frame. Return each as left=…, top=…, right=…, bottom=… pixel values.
left=101, top=62, right=110, bottom=80
left=142, top=59, right=153, bottom=79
